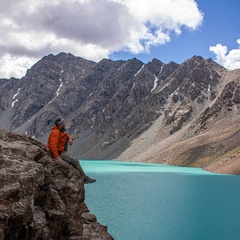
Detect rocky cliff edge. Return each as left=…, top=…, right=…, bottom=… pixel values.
left=0, top=129, right=113, bottom=240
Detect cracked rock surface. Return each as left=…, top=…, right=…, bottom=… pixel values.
left=0, top=129, right=113, bottom=240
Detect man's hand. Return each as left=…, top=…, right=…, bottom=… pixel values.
left=56, top=156, right=63, bottom=164
left=69, top=138, right=73, bottom=146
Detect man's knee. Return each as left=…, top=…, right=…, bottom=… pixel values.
left=71, top=158, right=80, bottom=167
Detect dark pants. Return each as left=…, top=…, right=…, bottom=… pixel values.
left=60, top=151, right=87, bottom=178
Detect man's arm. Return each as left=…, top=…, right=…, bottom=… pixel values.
left=65, top=132, right=73, bottom=146
left=55, top=155, right=63, bottom=164
left=48, top=130, right=62, bottom=162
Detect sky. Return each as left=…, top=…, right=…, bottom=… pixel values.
left=0, top=0, right=239, bottom=79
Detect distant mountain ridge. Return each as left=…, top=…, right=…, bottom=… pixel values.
left=1, top=53, right=240, bottom=174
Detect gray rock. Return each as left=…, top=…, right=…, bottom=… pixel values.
left=0, top=129, right=113, bottom=239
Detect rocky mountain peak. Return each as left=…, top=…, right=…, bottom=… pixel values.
left=1, top=53, right=240, bottom=174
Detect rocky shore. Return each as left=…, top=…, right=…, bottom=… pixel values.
left=0, top=129, right=113, bottom=240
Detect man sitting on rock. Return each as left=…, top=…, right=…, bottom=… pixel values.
left=47, top=116, right=96, bottom=184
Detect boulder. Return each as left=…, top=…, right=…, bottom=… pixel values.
left=0, top=129, right=113, bottom=240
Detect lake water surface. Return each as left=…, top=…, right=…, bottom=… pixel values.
left=82, top=160, right=240, bottom=240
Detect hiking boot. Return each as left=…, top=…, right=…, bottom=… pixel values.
left=83, top=176, right=96, bottom=184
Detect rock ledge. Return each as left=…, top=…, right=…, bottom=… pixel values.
left=0, top=129, right=113, bottom=240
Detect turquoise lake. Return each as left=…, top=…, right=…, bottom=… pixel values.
left=81, top=160, right=240, bottom=240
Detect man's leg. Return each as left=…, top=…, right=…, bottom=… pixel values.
left=60, top=152, right=96, bottom=183
left=60, top=151, right=87, bottom=176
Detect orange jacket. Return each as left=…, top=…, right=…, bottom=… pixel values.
left=47, top=125, right=72, bottom=158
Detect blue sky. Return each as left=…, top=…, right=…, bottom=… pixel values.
left=111, top=0, right=240, bottom=65
left=0, top=0, right=239, bottom=78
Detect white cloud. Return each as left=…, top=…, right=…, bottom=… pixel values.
left=0, top=0, right=203, bottom=78
left=0, top=54, right=36, bottom=79
left=210, top=39, right=240, bottom=70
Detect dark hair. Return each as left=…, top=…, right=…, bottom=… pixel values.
left=55, top=117, right=64, bottom=126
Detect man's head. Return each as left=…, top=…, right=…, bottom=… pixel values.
left=55, top=117, right=65, bottom=130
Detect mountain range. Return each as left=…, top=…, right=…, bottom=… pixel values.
left=1, top=52, right=240, bottom=174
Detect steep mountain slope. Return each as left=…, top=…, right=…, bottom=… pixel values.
left=1, top=53, right=240, bottom=174
left=118, top=67, right=240, bottom=174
